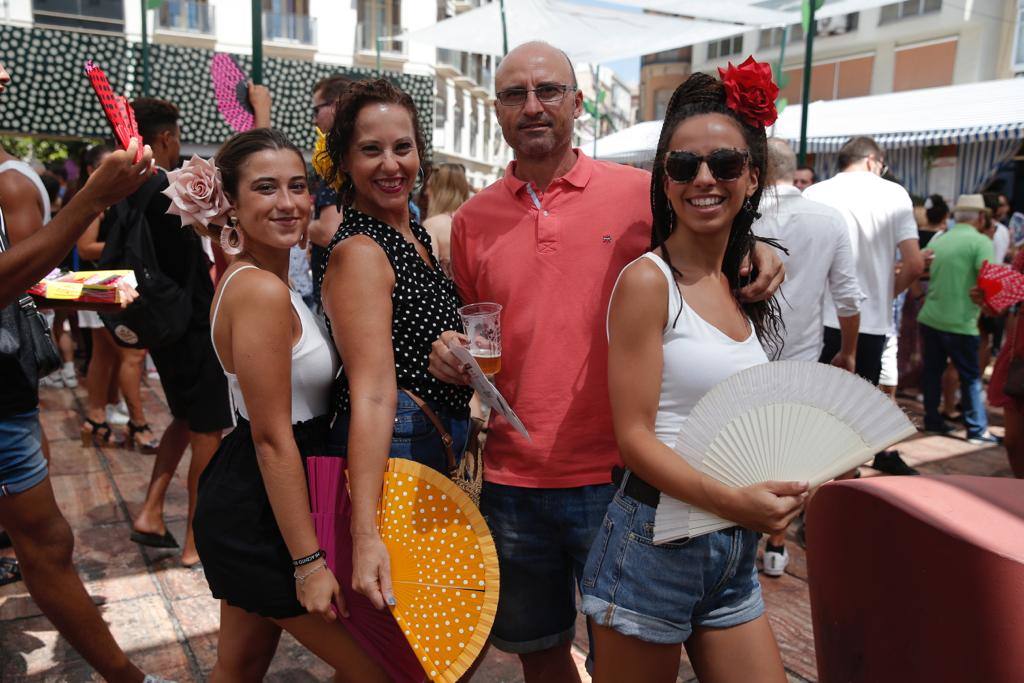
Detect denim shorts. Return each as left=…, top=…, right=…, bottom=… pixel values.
left=480, top=480, right=616, bottom=654
left=0, top=410, right=48, bottom=496
left=580, top=479, right=764, bottom=644
left=328, top=391, right=470, bottom=473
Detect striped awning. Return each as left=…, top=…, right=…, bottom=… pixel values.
left=790, top=122, right=1024, bottom=153
left=772, top=78, right=1024, bottom=152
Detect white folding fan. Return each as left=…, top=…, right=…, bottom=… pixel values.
left=653, top=361, right=917, bottom=544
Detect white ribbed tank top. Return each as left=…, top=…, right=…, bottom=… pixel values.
left=211, top=265, right=338, bottom=423
left=610, top=251, right=769, bottom=446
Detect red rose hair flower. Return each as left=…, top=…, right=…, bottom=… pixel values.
left=718, top=56, right=780, bottom=128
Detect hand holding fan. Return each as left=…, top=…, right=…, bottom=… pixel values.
left=84, top=61, right=143, bottom=162
left=977, top=260, right=1024, bottom=312
left=654, top=361, right=917, bottom=544
left=378, top=458, right=499, bottom=683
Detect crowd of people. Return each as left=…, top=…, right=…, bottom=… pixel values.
left=0, top=38, right=1020, bottom=683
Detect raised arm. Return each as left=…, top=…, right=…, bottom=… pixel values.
left=608, top=259, right=806, bottom=534
left=322, top=236, right=398, bottom=610
left=0, top=141, right=153, bottom=305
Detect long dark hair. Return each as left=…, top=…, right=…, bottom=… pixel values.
left=650, top=72, right=783, bottom=352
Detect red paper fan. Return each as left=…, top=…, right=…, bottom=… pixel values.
left=84, top=60, right=142, bottom=161
left=210, top=53, right=254, bottom=132
left=978, top=260, right=1024, bottom=312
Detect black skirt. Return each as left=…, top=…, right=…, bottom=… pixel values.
left=193, top=415, right=329, bottom=619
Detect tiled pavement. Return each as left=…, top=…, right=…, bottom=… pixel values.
left=0, top=379, right=1014, bottom=682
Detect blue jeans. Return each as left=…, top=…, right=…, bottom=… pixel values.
left=581, top=479, right=763, bottom=644
left=0, top=410, right=48, bottom=496
left=480, top=480, right=616, bottom=653
left=327, top=392, right=470, bottom=473
left=920, top=323, right=987, bottom=437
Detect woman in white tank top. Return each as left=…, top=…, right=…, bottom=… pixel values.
left=581, top=69, right=808, bottom=682
left=172, top=130, right=389, bottom=682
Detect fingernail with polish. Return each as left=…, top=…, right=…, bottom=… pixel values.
left=386, top=596, right=396, bottom=606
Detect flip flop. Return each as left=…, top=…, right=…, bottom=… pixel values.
left=0, top=557, right=21, bottom=586
left=130, top=530, right=179, bottom=549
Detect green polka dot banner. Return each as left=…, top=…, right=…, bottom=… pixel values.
left=0, top=23, right=433, bottom=155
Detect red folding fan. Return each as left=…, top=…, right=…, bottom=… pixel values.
left=978, top=260, right=1024, bottom=312
left=84, top=60, right=143, bottom=161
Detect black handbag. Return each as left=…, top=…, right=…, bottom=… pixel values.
left=0, top=209, right=62, bottom=379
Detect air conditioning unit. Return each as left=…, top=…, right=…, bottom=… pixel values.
left=817, top=14, right=853, bottom=37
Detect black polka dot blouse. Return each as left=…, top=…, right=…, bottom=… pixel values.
left=319, top=208, right=472, bottom=416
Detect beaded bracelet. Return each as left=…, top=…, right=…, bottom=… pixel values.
left=292, top=549, right=325, bottom=568
left=294, top=559, right=327, bottom=585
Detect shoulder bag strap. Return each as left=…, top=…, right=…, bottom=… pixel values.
left=401, top=388, right=457, bottom=476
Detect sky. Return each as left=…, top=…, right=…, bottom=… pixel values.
left=570, top=0, right=643, bottom=86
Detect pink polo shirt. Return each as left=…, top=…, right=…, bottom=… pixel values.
left=451, top=151, right=652, bottom=488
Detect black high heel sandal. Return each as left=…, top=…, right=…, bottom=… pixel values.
left=128, top=422, right=159, bottom=454
left=80, top=417, right=122, bottom=447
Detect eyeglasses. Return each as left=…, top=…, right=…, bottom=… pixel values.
left=495, top=84, right=575, bottom=107
left=664, top=149, right=750, bottom=184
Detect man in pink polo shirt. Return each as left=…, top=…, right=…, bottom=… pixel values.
left=430, top=42, right=783, bottom=682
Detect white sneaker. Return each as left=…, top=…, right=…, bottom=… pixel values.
left=106, top=403, right=130, bottom=426
left=762, top=546, right=789, bottom=577
left=39, top=371, right=64, bottom=388
left=61, top=363, right=78, bottom=388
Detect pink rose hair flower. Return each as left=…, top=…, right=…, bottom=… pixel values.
left=162, top=154, right=231, bottom=229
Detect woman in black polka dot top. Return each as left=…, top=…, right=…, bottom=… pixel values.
left=318, top=79, right=473, bottom=620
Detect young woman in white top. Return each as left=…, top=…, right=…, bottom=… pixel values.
left=184, top=129, right=388, bottom=682
left=581, top=70, right=808, bottom=682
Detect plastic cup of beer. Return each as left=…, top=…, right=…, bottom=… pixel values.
left=458, top=302, right=502, bottom=376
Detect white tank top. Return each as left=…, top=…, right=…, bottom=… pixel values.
left=211, top=265, right=338, bottom=423
left=0, top=160, right=51, bottom=225
left=611, top=252, right=769, bottom=447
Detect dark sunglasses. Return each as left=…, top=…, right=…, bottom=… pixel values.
left=664, top=149, right=750, bottom=183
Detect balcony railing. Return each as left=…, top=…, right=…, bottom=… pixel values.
left=263, top=12, right=316, bottom=45
left=157, top=1, right=215, bottom=34
left=32, top=0, right=125, bottom=34
left=438, top=48, right=460, bottom=70
left=357, top=22, right=405, bottom=54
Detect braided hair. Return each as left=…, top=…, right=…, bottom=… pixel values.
left=650, top=72, right=784, bottom=353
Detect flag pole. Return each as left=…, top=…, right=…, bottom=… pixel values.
left=798, top=0, right=818, bottom=165
left=251, top=0, right=263, bottom=84
left=499, top=0, right=509, bottom=56
left=141, top=0, right=150, bottom=96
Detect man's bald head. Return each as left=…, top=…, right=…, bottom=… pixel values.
left=495, top=41, right=577, bottom=91
left=766, top=137, right=797, bottom=185
left=492, top=41, right=583, bottom=162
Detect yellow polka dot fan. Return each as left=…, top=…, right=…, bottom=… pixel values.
left=378, top=458, right=500, bottom=683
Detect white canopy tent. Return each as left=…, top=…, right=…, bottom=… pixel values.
left=612, top=0, right=914, bottom=26
left=592, top=78, right=1024, bottom=197
left=394, top=0, right=750, bottom=63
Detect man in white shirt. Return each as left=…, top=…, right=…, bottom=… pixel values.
left=754, top=138, right=863, bottom=577
left=804, top=136, right=924, bottom=475
left=756, top=138, right=862, bottom=367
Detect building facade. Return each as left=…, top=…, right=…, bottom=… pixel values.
left=0, top=0, right=513, bottom=187
left=640, top=0, right=1024, bottom=120
left=573, top=63, right=637, bottom=150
